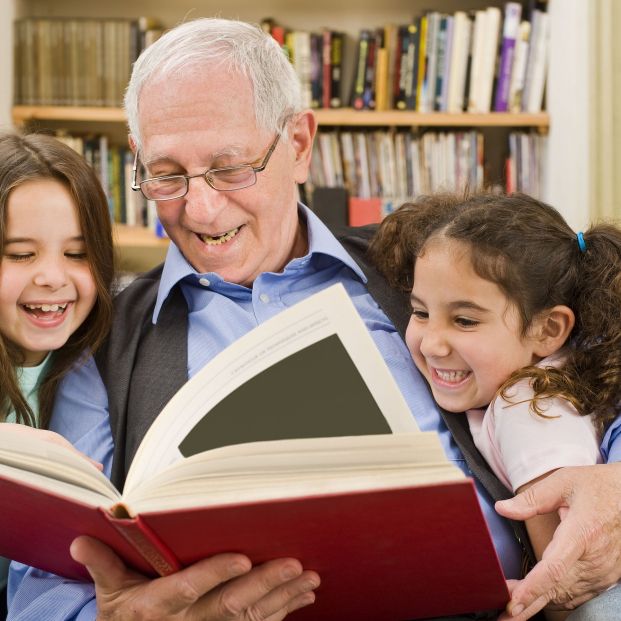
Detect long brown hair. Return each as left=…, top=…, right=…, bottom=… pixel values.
left=370, top=192, right=621, bottom=432
left=0, top=133, right=114, bottom=428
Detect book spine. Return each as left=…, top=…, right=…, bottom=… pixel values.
left=351, top=30, right=370, bottom=110
left=393, top=25, right=408, bottom=110
left=309, top=32, right=323, bottom=109
left=433, top=15, right=448, bottom=112
left=493, top=2, right=522, bottom=112
left=362, top=30, right=379, bottom=109
left=330, top=32, right=344, bottom=108
left=477, top=7, right=501, bottom=113
left=374, top=47, right=389, bottom=111
left=508, top=21, right=531, bottom=113
left=438, top=15, right=453, bottom=112
left=101, top=506, right=181, bottom=576
left=446, top=11, right=471, bottom=113
left=321, top=30, right=332, bottom=109
left=415, top=15, right=428, bottom=111
left=523, top=10, right=549, bottom=113
left=403, top=23, right=418, bottom=111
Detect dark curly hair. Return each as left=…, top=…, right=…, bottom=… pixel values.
left=369, top=192, right=621, bottom=432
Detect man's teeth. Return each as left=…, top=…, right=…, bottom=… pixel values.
left=200, top=227, right=240, bottom=246
left=24, top=303, right=68, bottom=312
left=436, top=369, right=469, bottom=382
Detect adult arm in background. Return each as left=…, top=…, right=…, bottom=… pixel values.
left=495, top=461, right=621, bottom=620
left=8, top=356, right=319, bottom=621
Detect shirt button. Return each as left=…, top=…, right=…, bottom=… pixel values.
left=259, top=293, right=270, bottom=304
left=198, top=277, right=211, bottom=287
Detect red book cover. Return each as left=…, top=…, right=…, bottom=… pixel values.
left=0, top=474, right=508, bottom=621
left=0, top=287, right=509, bottom=620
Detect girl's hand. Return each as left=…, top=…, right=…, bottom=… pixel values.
left=2, top=423, right=104, bottom=470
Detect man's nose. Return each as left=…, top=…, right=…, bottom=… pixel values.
left=184, top=175, right=228, bottom=222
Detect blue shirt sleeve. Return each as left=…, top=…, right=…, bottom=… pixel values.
left=601, top=416, right=621, bottom=463
left=8, top=355, right=112, bottom=621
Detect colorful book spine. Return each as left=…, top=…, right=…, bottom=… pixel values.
left=493, top=2, right=523, bottom=112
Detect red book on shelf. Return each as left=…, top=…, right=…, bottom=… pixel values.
left=349, top=196, right=383, bottom=225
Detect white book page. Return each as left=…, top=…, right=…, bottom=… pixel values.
left=0, top=425, right=118, bottom=501
left=128, top=432, right=463, bottom=513
left=125, top=284, right=418, bottom=495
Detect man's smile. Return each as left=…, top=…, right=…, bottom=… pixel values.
left=198, top=226, right=241, bottom=246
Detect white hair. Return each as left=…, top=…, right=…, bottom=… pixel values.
left=124, top=18, right=303, bottom=150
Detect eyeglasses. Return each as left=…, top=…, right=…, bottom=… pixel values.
left=131, top=134, right=280, bottom=201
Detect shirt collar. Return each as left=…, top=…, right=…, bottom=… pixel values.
left=152, top=203, right=367, bottom=323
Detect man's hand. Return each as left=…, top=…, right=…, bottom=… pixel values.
left=71, top=535, right=320, bottom=620
left=495, top=463, right=621, bottom=620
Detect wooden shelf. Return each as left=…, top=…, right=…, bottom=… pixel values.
left=315, top=109, right=550, bottom=128
left=12, top=105, right=549, bottom=129
left=13, top=105, right=127, bottom=125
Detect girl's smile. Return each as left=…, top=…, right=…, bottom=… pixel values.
left=0, top=179, right=97, bottom=366
left=406, top=237, right=544, bottom=413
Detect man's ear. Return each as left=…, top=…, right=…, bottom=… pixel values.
left=531, top=305, right=575, bottom=358
left=290, top=110, right=317, bottom=185
left=128, top=134, right=137, bottom=153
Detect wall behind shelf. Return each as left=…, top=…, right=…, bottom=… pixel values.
left=2, top=0, right=592, bottom=228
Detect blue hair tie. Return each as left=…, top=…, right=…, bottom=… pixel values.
left=577, top=232, right=587, bottom=253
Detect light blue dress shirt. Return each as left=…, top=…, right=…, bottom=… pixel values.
left=8, top=206, right=522, bottom=620
left=601, top=418, right=621, bottom=463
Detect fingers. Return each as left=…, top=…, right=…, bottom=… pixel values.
left=199, top=558, right=320, bottom=621
left=71, top=538, right=319, bottom=620
left=71, top=536, right=254, bottom=618
left=495, top=469, right=572, bottom=521
left=70, top=535, right=140, bottom=588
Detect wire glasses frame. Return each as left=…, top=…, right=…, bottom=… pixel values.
left=131, top=133, right=281, bottom=201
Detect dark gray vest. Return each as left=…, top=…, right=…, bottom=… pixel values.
left=95, top=225, right=534, bottom=565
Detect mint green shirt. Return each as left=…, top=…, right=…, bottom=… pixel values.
left=1, top=354, right=51, bottom=592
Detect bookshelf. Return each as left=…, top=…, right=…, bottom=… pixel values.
left=1, top=0, right=590, bottom=269
left=12, top=105, right=550, bottom=129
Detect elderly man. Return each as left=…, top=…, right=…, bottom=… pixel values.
left=9, top=17, right=621, bottom=621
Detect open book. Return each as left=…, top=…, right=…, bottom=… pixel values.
left=0, top=284, right=508, bottom=620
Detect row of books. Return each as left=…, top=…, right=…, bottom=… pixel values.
left=308, top=128, right=546, bottom=205
left=54, top=132, right=157, bottom=231
left=53, top=126, right=545, bottom=234
left=13, top=17, right=164, bottom=106
left=262, top=2, right=549, bottom=114
left=261, top=19, right=344, bottom=110
left=350, top=2, right=549, bottom=113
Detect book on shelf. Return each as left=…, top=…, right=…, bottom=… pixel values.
left=350, top=29, right=371, bottom=110
left=0, top=284, right=509, bottom=621
left=13, top=16, right=162, bottom=107
left=329, top=31, right=345, bottom=108
left=404, top=21, right=421, bottom=111
left=433, top=13, right=452, bottom=112
left=493, top=2, right=523, bottom=112
left=309, top=128, right=489, bottom=202
left=508, top=20, right=532, bottom=113
left=446, top=11, right=472, bottom=113
left=521, top=7, right=550, bottom=113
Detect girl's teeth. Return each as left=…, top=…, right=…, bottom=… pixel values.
left=436, top=369, right=468, bottom=382
left=25, top=303, right=67, bottom=312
